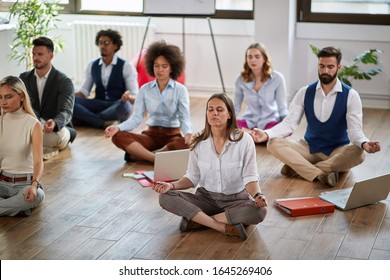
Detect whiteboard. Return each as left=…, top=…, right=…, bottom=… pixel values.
left=143, top=0, right=215, bottom=16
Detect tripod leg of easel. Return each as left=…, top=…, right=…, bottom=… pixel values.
left=137, top=17, right=152, bottom=69
left=207, top=17, right=226, bottom=93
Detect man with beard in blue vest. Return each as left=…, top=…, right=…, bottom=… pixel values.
left=250, top=46, right=380, bottom=187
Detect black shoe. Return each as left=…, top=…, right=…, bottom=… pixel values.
left=16, top=209, right=32, bottom=217
left=124, top=153, right=132, bottom=162
left=179, top=217, right=201, bottom=232
left=68, top=127, right=77, bottom=143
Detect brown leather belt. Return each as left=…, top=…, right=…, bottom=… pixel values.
left=0, top=174, right=28, bottom=183
left=150, top=126, right=179, bottom=129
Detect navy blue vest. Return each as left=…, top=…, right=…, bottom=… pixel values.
left=304, top=81, right=350, bottom=155
left=91, top=58, right=126, bottom=100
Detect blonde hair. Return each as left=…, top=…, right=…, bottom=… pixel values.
left=241, top=43, right=273, bottom=83
left=0, top=76, right=36, bottom=118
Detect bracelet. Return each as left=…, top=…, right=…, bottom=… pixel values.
left=253, top=192, right=264, bottom=199
left=31, top=179, right=42, bottom=188
left=361, top=141, right=367, bottom=149
left=170, top=183, right=175, bottom=190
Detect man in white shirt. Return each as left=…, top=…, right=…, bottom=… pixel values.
left=250, top=46, right=381, bottom=187
left=73, top=29, right=138, bottom=129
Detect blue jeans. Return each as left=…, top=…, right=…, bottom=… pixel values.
left=73, top=97, right=132, bottom=128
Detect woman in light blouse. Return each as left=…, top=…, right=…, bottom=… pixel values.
left=104, top=40, right=192, bottom=163
left=152, top=93, right=267, bottom=240
left=234, top=43, right=288, bottom=142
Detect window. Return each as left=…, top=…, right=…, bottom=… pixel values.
left=1, top=0, right=253, bottom=19
left=298, top=0, right=390, bottom=25
left=77, top=0, right=253, bottom=19
left=0, top=0, right=74, bottom=13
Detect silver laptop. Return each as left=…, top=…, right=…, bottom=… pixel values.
left=319, top=173, right=390, bottom=211
left=143, top=149, right=190, bottom=182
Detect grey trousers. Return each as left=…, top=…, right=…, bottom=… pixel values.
left=0, top=176, right=45, bottom=216
left=267, top=138, right=365, bottom=181
left=159, top=187, right=267, bottom=225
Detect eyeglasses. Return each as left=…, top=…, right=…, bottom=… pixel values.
left=98, top=40, right=112, bottom=46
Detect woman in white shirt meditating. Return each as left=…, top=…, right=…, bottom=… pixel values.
left=104, top=40, right=192, bottom=163
left=152, top=93, right=267, bottom=240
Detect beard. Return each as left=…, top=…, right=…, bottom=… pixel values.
left=319, top=71, right=338, bottom=85
left=34, top=61, right=46, bottom=70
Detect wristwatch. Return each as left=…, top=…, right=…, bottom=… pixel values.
left=253, top=192, right=264, bottom=199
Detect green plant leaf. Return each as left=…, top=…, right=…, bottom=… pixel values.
left=311, top=45, right=384, bottom=87
left=8, top=0, right=64, bottom=70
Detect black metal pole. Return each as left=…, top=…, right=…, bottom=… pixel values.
left=137, top=16, right=151, bottom=69
left=207, top=17, right=225, bottom=93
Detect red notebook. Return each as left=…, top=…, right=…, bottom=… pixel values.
left=274, top=197, right=335, bottom=217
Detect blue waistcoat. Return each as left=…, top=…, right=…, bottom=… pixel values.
left=304, top=81, right=350, bottom=155
left=91, top=58, right=126, bottom=101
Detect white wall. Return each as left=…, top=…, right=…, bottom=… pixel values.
left=1, top=2, right=390, bottom=108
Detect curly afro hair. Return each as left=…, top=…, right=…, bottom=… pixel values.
left=144, top=40, right=185, bottom=80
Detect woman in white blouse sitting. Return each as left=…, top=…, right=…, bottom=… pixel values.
left=152, top=93, right=267, bottom=240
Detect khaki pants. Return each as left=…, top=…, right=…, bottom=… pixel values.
left=43, top=127, right=70, bottom=150
left=267, top=138, right=365, bottom=181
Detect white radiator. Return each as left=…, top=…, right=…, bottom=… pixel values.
left=72, top=20, right=155, bottom=85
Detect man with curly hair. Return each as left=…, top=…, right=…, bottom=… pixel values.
left=73, top=29, right=138, bottom=129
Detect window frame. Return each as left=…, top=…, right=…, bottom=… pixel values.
left=74, top=0, right=253, bottom=19
left=1, top=0, right=253, bottom=19
left=297, top=0, right=390, bottom=25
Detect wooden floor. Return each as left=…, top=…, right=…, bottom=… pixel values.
left=1, top=97, right=390, bottom=260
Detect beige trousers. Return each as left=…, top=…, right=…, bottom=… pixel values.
left=267, top=138, right=365, bottom=181
left=43, top=127, right=70, bottom=150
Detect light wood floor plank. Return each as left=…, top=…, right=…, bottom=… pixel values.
left=0, top=98, right=389, bottom=260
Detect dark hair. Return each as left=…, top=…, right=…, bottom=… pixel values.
left=241, top=43, right=273, bottom=83
left=95, top=29, right=123, bottom=52
left=190, top=93, right=243, bottom=150
left=33, top=36, right=54, bottom=53
left=144, top=40, right=185, bottom=80
left=318, top=46, right=342, bottom=64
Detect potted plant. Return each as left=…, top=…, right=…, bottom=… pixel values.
left=8, top=0, right=64, bottom=70
left=310, top=44, right=383, bottom=87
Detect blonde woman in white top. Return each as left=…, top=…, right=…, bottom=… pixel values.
left=0, top=76, right=45, bottom=216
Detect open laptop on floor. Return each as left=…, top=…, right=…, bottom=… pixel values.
left=142, top=149, right=190, bottom=183
left=319, top=173, right=390, bottom=211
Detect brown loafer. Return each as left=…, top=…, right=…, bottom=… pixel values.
left=225, top=223, right=248, bottom=240
left=317, top=172, right=339, bottom=187
left=281, top=165, right=301, bottom=178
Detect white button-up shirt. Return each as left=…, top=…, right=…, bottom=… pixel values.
left=266, top=79, right=369, bottom=147
left=34, top=67, right=52, bottom=104
left=185, top=132, right=259, bottom=195
left=78, top=54, right=138, bottom=98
